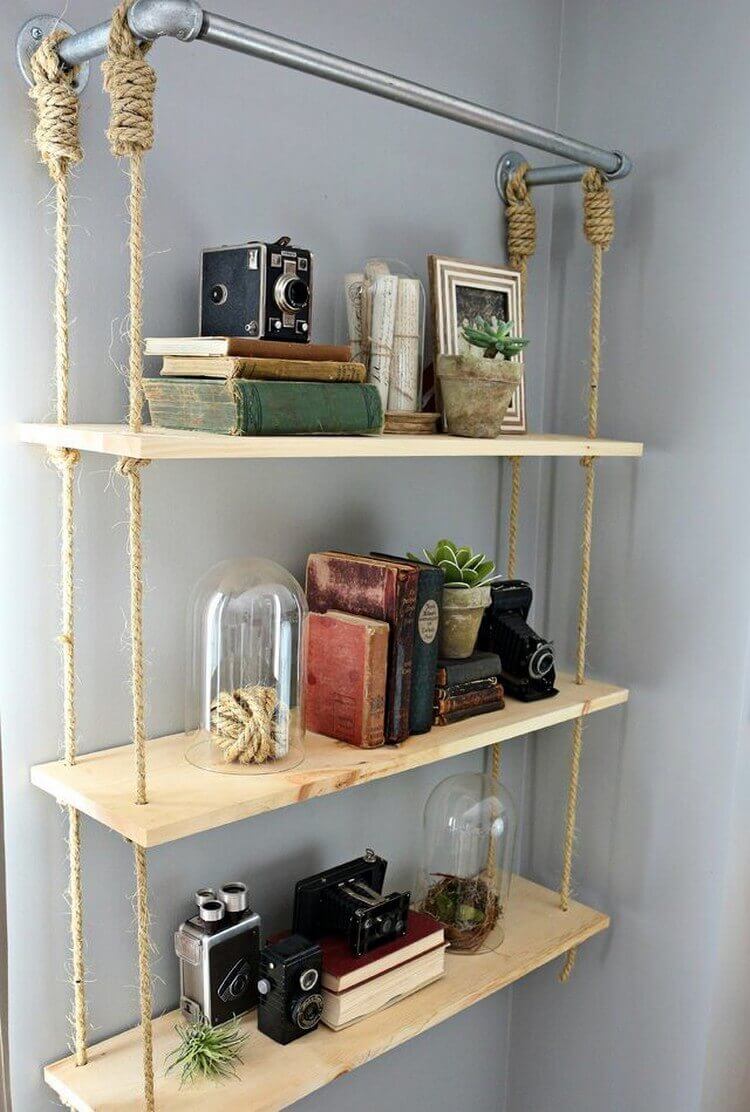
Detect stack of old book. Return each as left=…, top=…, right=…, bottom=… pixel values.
left=304, top=552, right=444, bottom=747
left=434, top=651, right=504, bottom=726
left=319, top=911, right=445, bottom=1030
left=142, top=337, right=384, bottom=436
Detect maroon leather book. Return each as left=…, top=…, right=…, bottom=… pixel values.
left=320, top=910, right=444, bottom=991
left=305, top=611, right=389, bottom=748
left=434, top=685, right=505, bottom=717
left=306, top=553, right=418, bottom=743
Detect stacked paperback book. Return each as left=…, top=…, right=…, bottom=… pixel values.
left=319, top=911, right=445, bottom=1030
left=434, top=651, right=504, bottom=726
left=142, top=337, right=384, bottom=436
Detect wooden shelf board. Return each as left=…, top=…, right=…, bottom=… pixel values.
left=44, top=874, right=609, bottom=1112
left=31, top=675, right=627, bottom=847
left=17, top=422, right=644, bottom=460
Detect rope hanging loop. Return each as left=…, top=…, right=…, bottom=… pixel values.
left=582, top=168, right=615, bottom=250
left=29, top=30, right=83, bottom=184
left=102, top=2, right=156, bottom=158
left=505, top=162, right=537, bottom=288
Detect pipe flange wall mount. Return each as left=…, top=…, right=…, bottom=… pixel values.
left=17, top=15, right=90, bottom=93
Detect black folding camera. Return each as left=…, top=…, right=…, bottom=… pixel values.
left=257, top=934, right=324, bottom=1045
left=200, top=235, right=313, bottom=342
left=174, top=882, right=261, bottom=1026
left=478, top=580, right=558, bottom=702
left=293, top=850, right=410, bottom=957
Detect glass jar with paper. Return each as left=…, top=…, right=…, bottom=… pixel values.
left=338, top=259, right=426, bottom=414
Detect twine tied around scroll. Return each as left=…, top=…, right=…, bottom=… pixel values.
left=489, top=164, right=537, bottom=793
left=558, top=168, right=614, bottom=984
left=211, top=685, right=280, bottom=764
left=103, top=5, right=157, bottom=1106
left=29, top=32, right=88, bottom=1068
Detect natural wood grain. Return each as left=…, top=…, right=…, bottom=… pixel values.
left=31, top=676, right=628, bottom=847
left=43, top=875, right=609, bottom=1112
left=17, top=422, right=644, bottom=459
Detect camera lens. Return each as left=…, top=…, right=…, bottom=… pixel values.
left=274, top=274, right=309, bottom=313
left=210, top=283, right=228, bottom=305
left=529, top=644, right=554, bottom=679
left=378, top=915, right=394, bottom=935
left=292, top=993, right=323, bottom=1031
left=299, top=967, right=319, bottom=992
left=220, top=882, right=248, bottom=914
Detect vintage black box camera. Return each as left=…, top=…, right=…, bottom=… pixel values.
left=174, top=882, right=261, bottom=1026
left=257, top=934, right=323, bottom=1045
left=478, top=580, right=558, bottom=702
left=200, top=235, right=312, bottom=343
left=293, top=850, right=410, bottom=957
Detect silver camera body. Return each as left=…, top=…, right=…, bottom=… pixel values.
left=174, top=883, right=262, bottom=1026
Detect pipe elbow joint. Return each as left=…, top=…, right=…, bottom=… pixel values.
left=129, top=0, right=204, bottom=43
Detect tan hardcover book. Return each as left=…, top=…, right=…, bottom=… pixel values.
left=159, top=354, right=366, bottom=383
left=321, top=945, right=446, bottom=1030
left=145, top=336, right=351, bottom=361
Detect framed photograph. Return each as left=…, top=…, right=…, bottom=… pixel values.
left=428, top=254, right=526, bottom=433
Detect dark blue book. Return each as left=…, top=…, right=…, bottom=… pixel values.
left=372, top=553, right=444, bottom=735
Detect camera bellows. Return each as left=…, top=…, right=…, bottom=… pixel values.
left=209, top=684, right=284, bottom=764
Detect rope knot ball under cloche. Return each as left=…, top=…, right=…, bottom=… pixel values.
left=210, top=685, right=282, bottom=765
left=102, top=1, right=157, bottom=157
left=582, top=168, right=615, bottom=249
left=505, top=163, right=537, bottom=267
left=29, top=31, right=83, bottom=184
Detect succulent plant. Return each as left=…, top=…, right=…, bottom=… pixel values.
left=461, top=315, right=529, bottom=360
left=407, top=539, right=499, bottom=589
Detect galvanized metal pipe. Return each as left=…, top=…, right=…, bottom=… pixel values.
left=46, top=0, right=630, bottom=185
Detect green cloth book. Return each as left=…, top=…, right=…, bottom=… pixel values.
left=143, top=377, right=384, bottom=436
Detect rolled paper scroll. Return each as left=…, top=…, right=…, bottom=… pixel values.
left=344, top=272, right=364, bottom=362
left=367, top=274, right=399, bottom=408
left=387, top=277, right=422, bottom=412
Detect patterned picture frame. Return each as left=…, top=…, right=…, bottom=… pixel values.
left=428, top=255, right=526, bottom=433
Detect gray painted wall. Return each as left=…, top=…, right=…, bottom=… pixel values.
left=507, top=1, right=750, bottom=1111
left=0, top=2, right=563, bottom=1108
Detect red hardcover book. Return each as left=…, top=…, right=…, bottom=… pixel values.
left=305, top=611, right=389, bottom=748
left=320, top=910, right=444, bottom=991
left=305, top=552, right=419, bottom=743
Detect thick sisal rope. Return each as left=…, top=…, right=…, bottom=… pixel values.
left=490, top=164, right=537, bottom=790
left=211, top=685, right=279, bottom=765
left=29, top=31, right=88, bottom=1068
left=103, top=4, right=156, bottom=1105
left=558, top=168, right=614, bottom=982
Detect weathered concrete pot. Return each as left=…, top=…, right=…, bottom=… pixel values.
left=439, top=585, right=492, bottom=659
left=437, top=354, right=522, bottom=438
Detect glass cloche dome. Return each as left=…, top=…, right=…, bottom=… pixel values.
left=185, top=558, right=307, bottom=775
left=415, top=771, right=517, bottom=953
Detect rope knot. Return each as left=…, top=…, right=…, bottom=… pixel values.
left=29, top=31, right=83, bottom=184
left=505, top=163, right=537, bottom=269
left=582, top=168, right=615, bottom=249
left=102, top=2, right=156, bottom=158
left=116, top=456, right=150, bottom=477
left=47, top=446, right=81, bottom=471
left=210, top=685, right=282, bottom=765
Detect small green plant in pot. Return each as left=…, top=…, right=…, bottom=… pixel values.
left=408, top=539, right=498, bottom=659
left=437, top=315, right=529, bottom=438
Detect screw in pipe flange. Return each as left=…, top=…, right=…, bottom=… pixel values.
left=495, top=150, right=527, bottom=200
left=16, top=15, right=90, bottom=92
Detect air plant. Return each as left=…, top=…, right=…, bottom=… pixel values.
left=165, top=1017, right=249, bottom=1087
left=461, top=315, right=529, bottom=360
left=407, top=539, right=499, bottom=589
